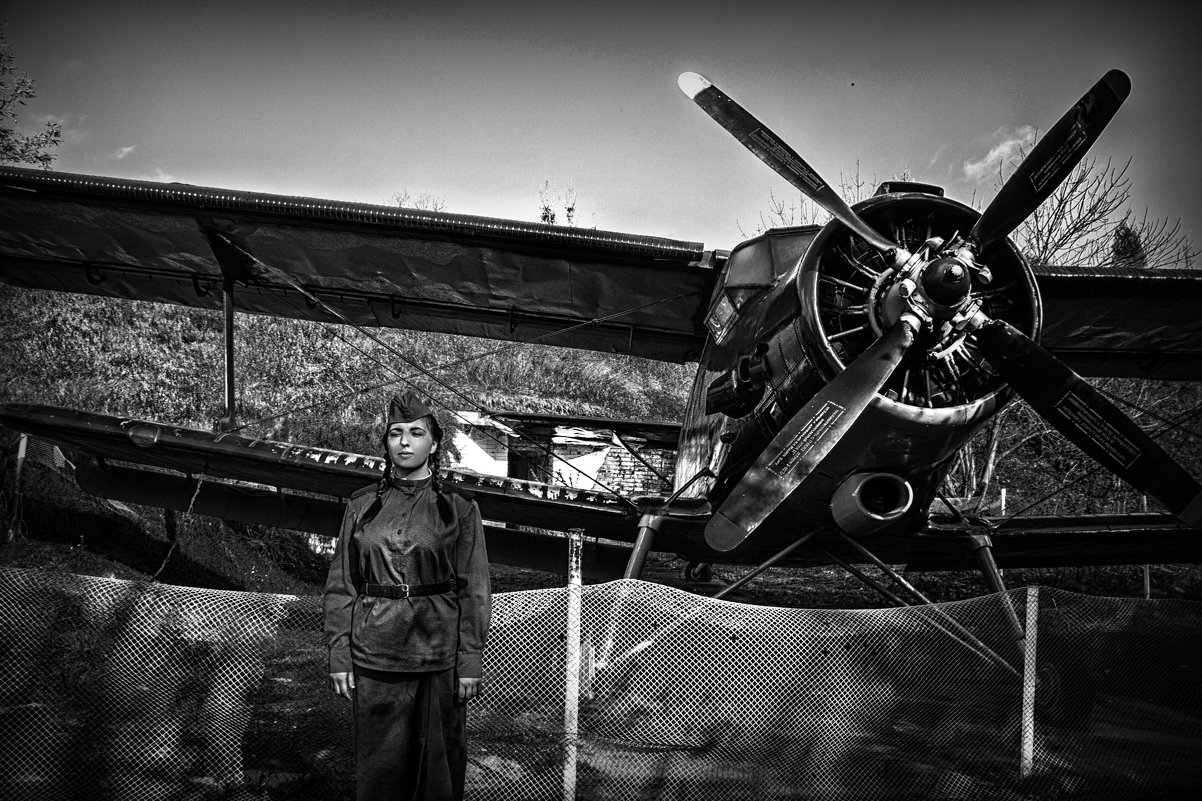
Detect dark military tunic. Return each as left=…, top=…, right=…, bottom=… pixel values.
left=324, top=475, right=491, bottom=801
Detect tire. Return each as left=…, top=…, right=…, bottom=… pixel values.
left=1034, top=633, right=1096, bottom=731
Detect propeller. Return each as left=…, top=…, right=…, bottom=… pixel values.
left=971, top=69, right=1130, bottom=249
left=689, top=67, right=1200, bottom=552
left=961, top=68, right=1201, bottom=525
left=970, top=317, right=1202, bottom=527
left=678, top=72, right=900, bottom=258
left=706, top=316, right=918, bottom=551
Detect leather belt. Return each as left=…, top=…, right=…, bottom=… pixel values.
left=356, top=579, right=457, bottom=599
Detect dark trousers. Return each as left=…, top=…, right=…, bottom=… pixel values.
left=353, top=665, right=466, bottom=801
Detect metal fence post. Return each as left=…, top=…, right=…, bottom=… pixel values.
left=1019, top=585, right=1039, bottom=779
left=13, top=433, right=28, bottom=493
left=5, top=434, right=29, bottom=542
left=563, top=528, right=584, bottom=801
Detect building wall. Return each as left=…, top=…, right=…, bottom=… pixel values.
left=598, top=446, right=675, bottom=498
left=449, top=425, right=509, bottom=476
left=445, top=415, right=676, bottom=498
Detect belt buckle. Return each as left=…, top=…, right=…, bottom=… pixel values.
left=398, top=583, right=410, bottom=598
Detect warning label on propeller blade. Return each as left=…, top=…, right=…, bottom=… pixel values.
left=1054, top=390, right=1142, bottom=470
left=748, top=129, right=826, bottom=193
left=768, top=401, right=846, bottom=477
left=1029, top=119, right=1089, bottom=193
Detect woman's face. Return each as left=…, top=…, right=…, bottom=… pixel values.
left=385, top=417, right=438, bottom=477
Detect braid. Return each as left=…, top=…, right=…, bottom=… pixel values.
left=430, top=443, right=444, bottom=493
left=381, top=459, right=393, bottom=494
left=428, top=414, right=446, bottom=493
left=354, top=453, right=392, bottom=533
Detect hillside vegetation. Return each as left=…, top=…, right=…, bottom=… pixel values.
left=0, top=284, right=694, bottom=455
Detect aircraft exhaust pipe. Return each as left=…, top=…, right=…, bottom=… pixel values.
left=831, top=472, right=914, bottom=537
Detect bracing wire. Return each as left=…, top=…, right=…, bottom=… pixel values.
left=254, top=266, right=636, bottom=507
left=991, top=402, right=1202, bottom=525
left=223, top=238, right=696, bottom=507
left=232, top=287, right=700, bottom=435
left=1097, top=384, right=1202, bottom=442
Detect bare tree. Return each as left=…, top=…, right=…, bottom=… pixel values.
left=538, top=180, right=577, bottom=226
left=390, top=189, right=446, bottom=212
left=1005, top=155, right=1194, bottom=270
left=739, top=163, right=911, bottom=236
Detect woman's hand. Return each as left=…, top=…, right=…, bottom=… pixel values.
left=457, top=677, right=483, bottom=704
left=329, top=671, right=355, bottom=700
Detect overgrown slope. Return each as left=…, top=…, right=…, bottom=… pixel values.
left=0, top=284, right=694, bottom=454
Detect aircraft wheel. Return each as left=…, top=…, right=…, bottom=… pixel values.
left=684, top=561, right=713, bottom=582
left=1033, top=634, right=1095, bottom=731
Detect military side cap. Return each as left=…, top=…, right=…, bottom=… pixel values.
left=387, top=391, right=434, bottom=424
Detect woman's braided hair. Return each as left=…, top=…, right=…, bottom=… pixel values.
left=353, top=413, right=446, bottom=532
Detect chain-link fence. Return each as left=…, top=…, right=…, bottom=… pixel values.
left=2, top=565, right=1200, bottom=800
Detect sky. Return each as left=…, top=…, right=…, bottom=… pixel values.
left=5, top=0, right=1198, bottom=252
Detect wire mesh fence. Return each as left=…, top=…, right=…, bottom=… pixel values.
left=2, top=565, right=1201, bottom=800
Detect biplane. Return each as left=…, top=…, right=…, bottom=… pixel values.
left=2, top=69, right=1201, bottom=608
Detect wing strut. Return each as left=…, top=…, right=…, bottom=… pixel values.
left=201, top=229, right=255, bottom=432
left=221, top=280, right=237, bottom=432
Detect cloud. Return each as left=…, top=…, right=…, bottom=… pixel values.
left=122, top=166, right=177, bottom=183
left=927, top=144, right=947, bottom=170
left=108, top=145, right=137, bottom=160
left=32, top=112, right=87, bottom=145
left=962, top=125, right=1036, bottom=183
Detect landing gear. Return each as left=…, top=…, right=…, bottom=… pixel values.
left=1033, top=634, right=1096, bottom=730
left=967, top=533, right=1027, bottom=654
left=966, top=532, right=1097, bottom=730
left=684, top=561, right=712, bottom=582
left=623, top=513, right=665, bottom=579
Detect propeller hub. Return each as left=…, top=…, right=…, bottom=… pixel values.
left=878, top=257, right=971, bottom=332
left=878, top=241, right=979, bottom=333
left=921, top=256, right=973, bottom=306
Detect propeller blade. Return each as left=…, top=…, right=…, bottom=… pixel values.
left=973, top=318, right=1202, bottom=526
left=706, top=318, right=918, bottom=551
left=971, top=69, right=1131, bottom=248
left=679, top=72, right=899, bottom=256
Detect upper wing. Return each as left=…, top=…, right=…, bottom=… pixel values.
left=0, top=167, right=717, bottom=363
left=4, top=168, right=1199, bottom=374
left=1032, top=264, right=1202, bottom=380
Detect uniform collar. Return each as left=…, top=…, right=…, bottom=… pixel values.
left=390, top=473, right=433, bottom=493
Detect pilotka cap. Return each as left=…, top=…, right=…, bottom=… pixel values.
left=387, top=391, right=434, bottom=424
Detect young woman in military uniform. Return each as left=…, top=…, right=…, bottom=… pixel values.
left=323, top=393, right=491, bottom=801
